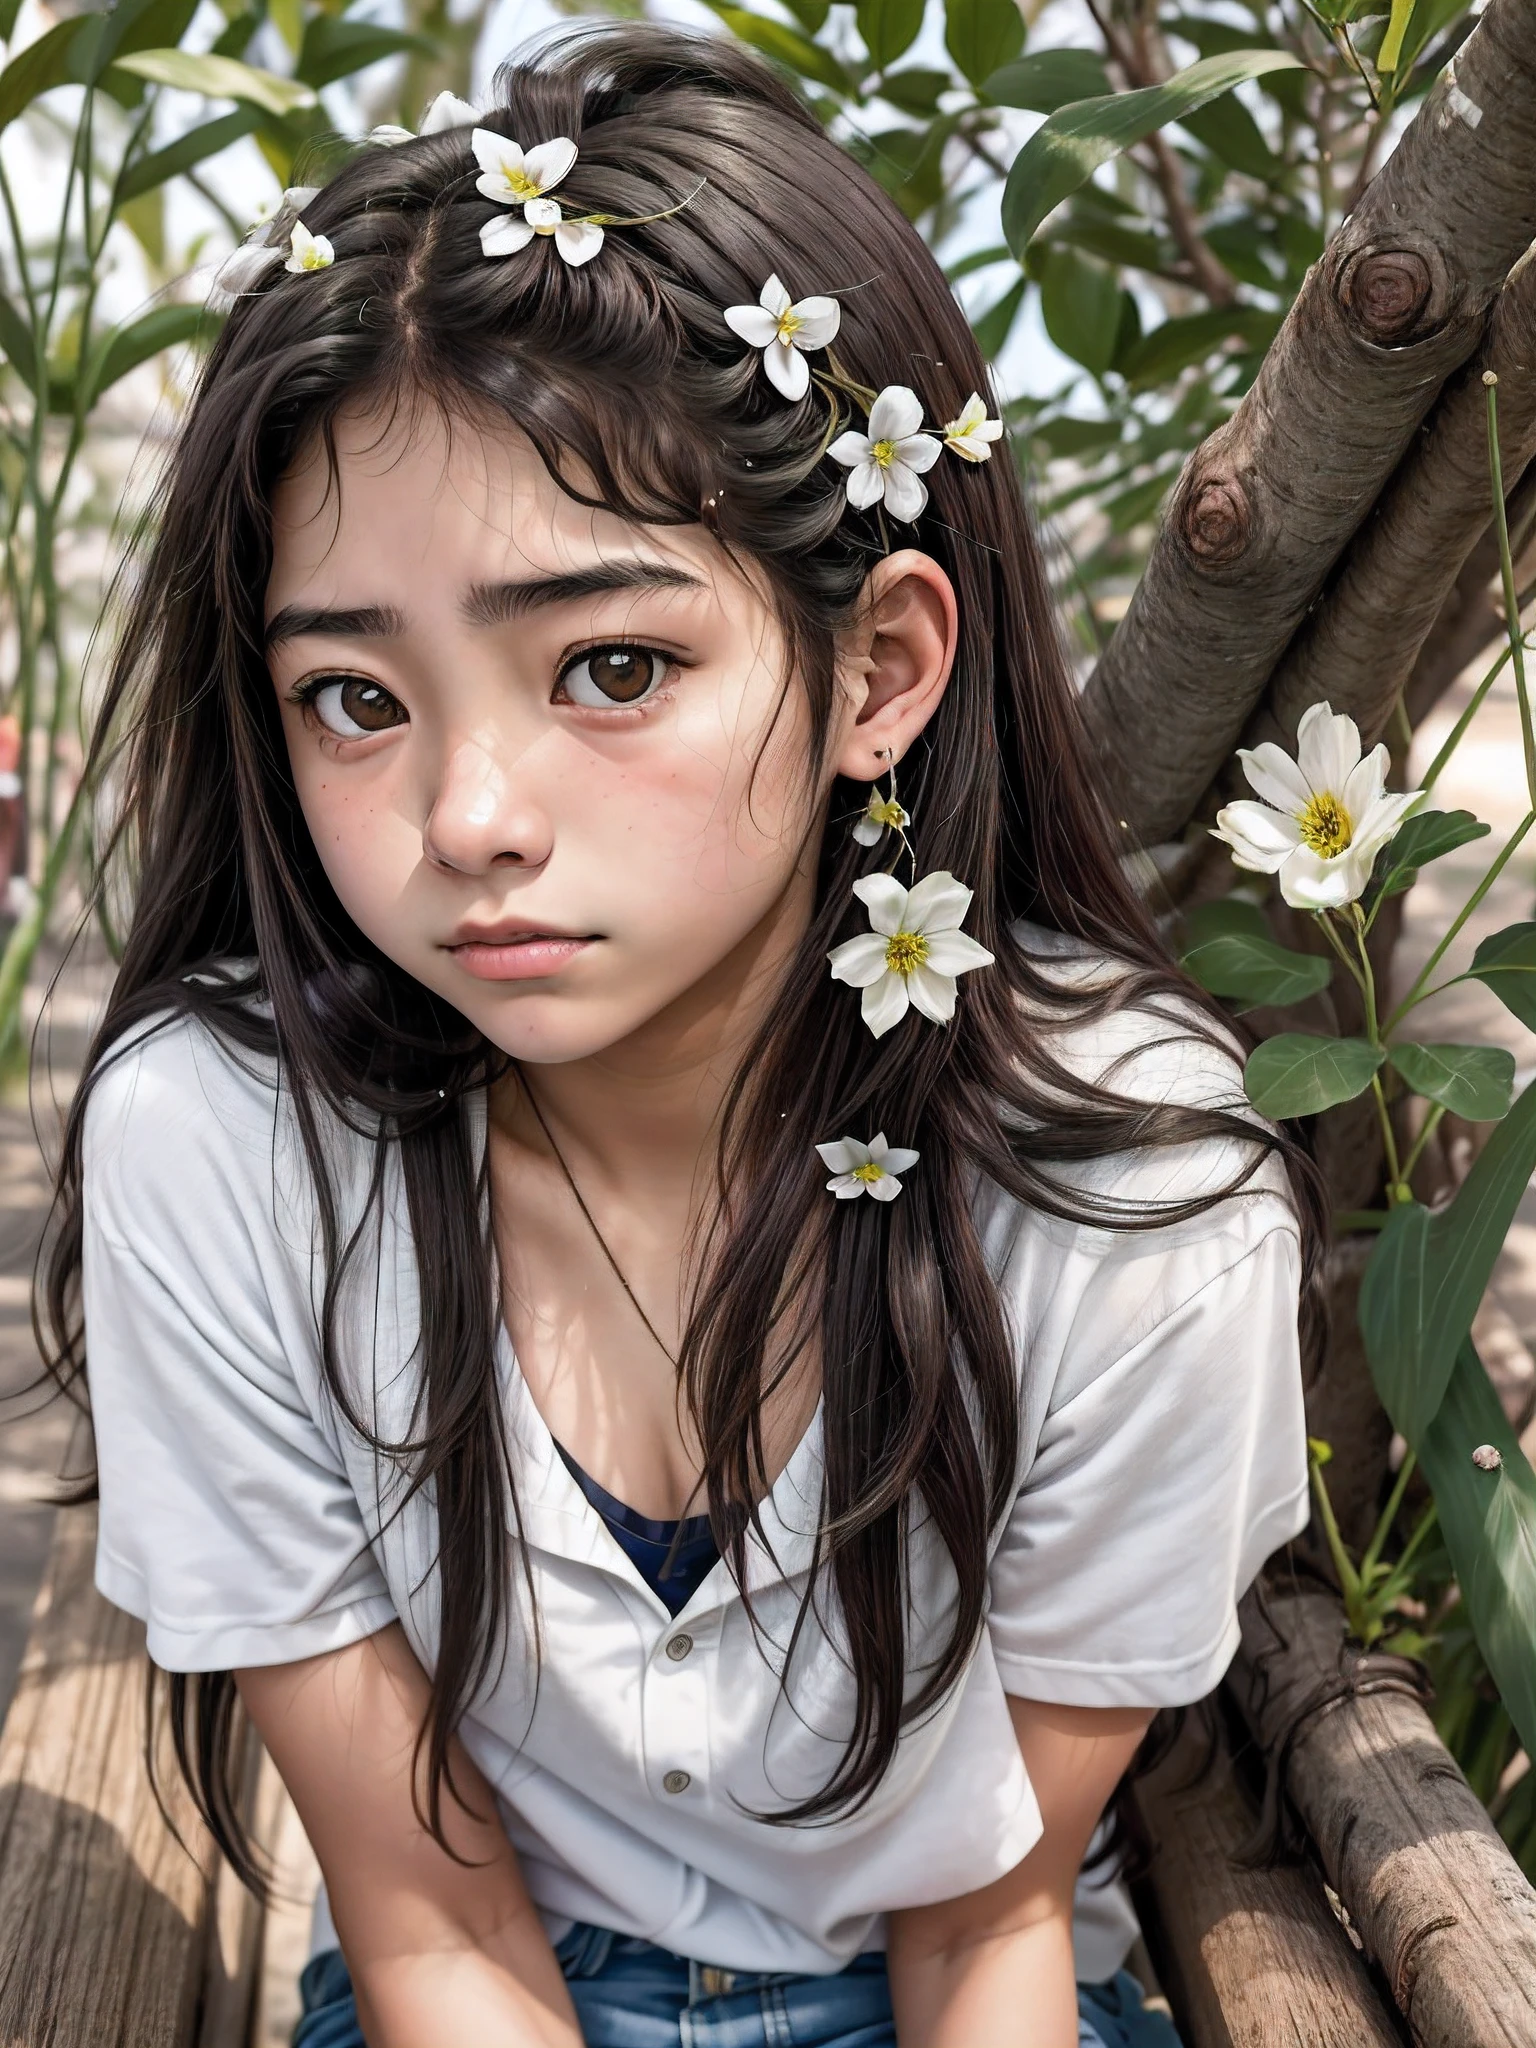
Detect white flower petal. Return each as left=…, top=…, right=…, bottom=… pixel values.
left=881, top=463, right=928, bottom=523
left=724, top=304, right=779, bottom=348
left=1342, top=745, right=1389, bottom=820
left=862, top=973, right=910, bottom=1038
left=367, top=123, right=416, bottom=146
left=472, top=128, right=525, bottom=185
left=903, top=871, right=971, bottom=933
left=828, top=932, right=892, bottom=987
left=922, top=929, right=994, bottom=978
left=759, top=274, right=791, bottom=316
left=828, top=429, right=872, bottom=469
left=212, top=240, right=284, bottom=296
left=523, top=136, right=577, bottom=194
left=1212, top=800, right=1303, bottom=871
left=906, top=964, right=958, bottom=1025
left=554, top=219, right=603, bottom=266
left=878, top=1146, right=920, bottom=1175
left=845, top=459, right=887, bottom=511
left=523, top=195, right=562, bottom=229
left=816, top=1137, right=868, bottom=1174
left=283, top=222, right=333, bottom=272
left=764, top=340, right=809, bottom=400
left=1277, top=844, right=1359, bottom=911
left=867, top=385, right=924, bottom=443
left=1237, top=742, right=1313, bottom=815
left=828, top=1173, right=865, bottom=1198
left=851, top=814, right=884, bottom=846
left=894, top=432, right=942, bottom=474
left=1350, top=787, right=1423, bottom=865
left=852, top=872, right=909, bottom=936
left=867, top=1172, right=904, bottom=1201
left=419, top=90, right=479, bottom=133
left=1296, top=702, right=1361, bottom=795
left=480, top=212, right=537, bottom=257
left=789, top=296, right=840, bottom=349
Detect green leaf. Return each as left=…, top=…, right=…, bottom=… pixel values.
left=880, top=65, right=950, bottom=115
left=1115, top=303, right=1280, bottom=386
left=1030, top=412, right=1121, bottom=460
left=111, top=48, right=316, bottom=115
left=296, top=16, right=435, bottom=90
left=1243, top=1033, right=1384, bottom=1118
left=1415, top=1340, right=1536, bottom=1758
left=1000, top=50, right=1305, bottom=255
left=0, top=0, right=22, bottom=42
left=709, top=8, right=850, bottom=91
left=0, top=286, right=36, bottom=392
left=1377, top=0, right=1415, bottom=69
left=1038, top=245, right=1120, bottom=377
left=1180, top=91, right=1281, bottom=179
left=1183, top=932, right=1333, bottom=1008
left=1360, top=1077, right=1536, bottom=1443
left=983, top=48, right=1110, bottom=112
left=946, top=240, right=1011, bottom=281
left=1469, top=922, right=1536, bottom=1033
left=0, top=19, right=84, bottom=132
left=115, top=106, right=263, bottom=206
left=1376, top=807, right=1490, bottom=896
left=971, top=274, right=1025, bottom=359
left=781, top=0, right=831, bottom=30
left=1182, top=895, right=1270, bottom=947
left=857, top=0, right=924, bottom=71
left=80, top=302, right=207, bottom=408
left=1388, top=1042, right=1515, bottom=1122
left=944, top=0, right=1024, bottom=89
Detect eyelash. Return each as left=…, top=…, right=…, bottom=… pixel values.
left=286, top=640, right=686, bottom=738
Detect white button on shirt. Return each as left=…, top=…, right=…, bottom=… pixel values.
left=82, top=942, right=1309, bottom=1977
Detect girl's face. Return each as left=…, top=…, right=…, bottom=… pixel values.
left=266, top=403, right=841, bottom=1067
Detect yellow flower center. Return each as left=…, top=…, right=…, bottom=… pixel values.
left=870, top=438, right=898, bottom=470
left=851, top=1161, right=885, bottom=1184
left=504, top=169, right=543, bottom=200
left=867, top=798, right=905, bottom=828
left=298, top=247, right=328, bottom=270
left=775, top=307, right=803, bottom=344
left=884, top=930, right=929, bottom=976
left=1299, top=791, right=1353, bottom=858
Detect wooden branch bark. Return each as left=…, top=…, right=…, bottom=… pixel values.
left=1250, top=248, right=1536, bottom=752
left=0, top=1502, right=263, bottom=2047
left=1081, top=0, right=1536, bottom=844
left=1130, top=1707, right=1403, bottom=2047
left=1229, top=1571, right=1536, bottom=2047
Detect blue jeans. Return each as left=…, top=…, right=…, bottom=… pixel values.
left=293, top=1922, right=1182, bottom=2047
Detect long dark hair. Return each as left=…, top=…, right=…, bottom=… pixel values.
left=39, top=21, right=1323, bottom=1885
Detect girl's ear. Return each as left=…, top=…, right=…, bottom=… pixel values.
left=831, top=549, right=958, bottom=785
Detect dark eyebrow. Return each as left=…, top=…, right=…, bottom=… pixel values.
left=461, top=562, right=705, bottom=627
left=263, top=602, right=407, bottom=651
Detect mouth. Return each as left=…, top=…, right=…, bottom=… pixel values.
left=445, top=924, right=597, bottom=983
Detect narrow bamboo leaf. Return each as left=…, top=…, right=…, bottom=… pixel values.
left=115, top=107, right=262, bottom=205
left=1360, top=1077, right=1536, bottom=1443
left=971, top=275, right=1025, bottom=359
left=1415, top=1340, right=1536, bottom=1758
left=106, top=0, right=201, bottom=70
left=0, top=19, right=83, bottom=132
left=0, top=0, right=22, bottom=43
left=856, top=0, right=924, bottom=71
left=0, top=286, right=36, bottom=392
left=1037, top=245, right=1119, bottom=376
left=983, top=49, right=1110, bottom=111
left=81, top=302, right=207, bottom=408
left=1377, top=0, right=1416, bottom=69
left=1376, top=807, right=1490, bottom=896
left=944, top=0, right=1024, bottom=88
left=1469, top=922, right=1536, bottom=1033
left=1388, top=1041, right=1515, bottom=1122
left=1182, top=895, right=1270, bottom=947
left=1243, top=1033, right=1383, bottom=1118
left=297, top=17, right=436, bottom=90
left=111, top=49, right=316, bottom=115
left=946, top=241, right=1011, bottom=281
left=1182, top=932, right=1332, bottom=1007
left=1000, top=50, right=1304, bottom=255
left=708, top=7, right=850, bottom=90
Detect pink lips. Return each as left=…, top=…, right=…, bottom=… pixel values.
left=447, top=933, right=593, bottom=982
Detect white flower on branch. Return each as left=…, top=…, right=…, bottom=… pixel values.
left=1211, top=701, right=1424, bottom=911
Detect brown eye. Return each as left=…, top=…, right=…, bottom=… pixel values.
left=307, top=677, right=407, bottom=737
left=559, top=645, right=665, bottom=707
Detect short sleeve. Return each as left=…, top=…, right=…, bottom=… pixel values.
left=986, top=1212, right=1308, bottom=1708
left=83, top=1018, right=397, bottom=1672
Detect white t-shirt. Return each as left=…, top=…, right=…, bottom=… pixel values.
left=82, top=946, right=1308, bottom=1979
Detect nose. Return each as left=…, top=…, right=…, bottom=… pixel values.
left=421, top=733, right=553, bottom=875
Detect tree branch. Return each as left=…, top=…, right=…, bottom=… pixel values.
left=1081, top=0, right=1536, bottom=844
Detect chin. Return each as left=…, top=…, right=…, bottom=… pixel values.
left=455, top=989, right=657, bottom=1066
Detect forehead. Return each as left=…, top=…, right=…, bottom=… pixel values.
left=267, top=396, right=746, bottom=603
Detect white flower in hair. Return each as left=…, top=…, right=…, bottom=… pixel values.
left=209, top=185, right=319, bottom=301
left=852, top=788, right=909, bottom=846
left=828, top=870, right=994, bottom=1038
left=482, top=194, right=603, bottom=267
left=828, top=386, right=941, bottom=523
left=816, top=1132, right=919, bottom=1202
left=369, top=90, right=481, bottom=144
left=943, top=393, right=1003, bottom=462
left=472, top=126, right=577, bottom=207
left=723, top=274, right=841, bottom=401
left=284, top=221, right=335, bottom=273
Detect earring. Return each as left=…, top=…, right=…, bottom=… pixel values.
left=852, top=747, right=911, bottom=849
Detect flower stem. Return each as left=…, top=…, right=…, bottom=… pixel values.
left=1385, top=809, right=1536, bottom=1032
left=1398, top=1102, right=1446, bottom=1191
left=1485, top=374, right=1536, bottom=811
left=1359, top=1449, right=1417, bottom=1586
left=1421, top=638, right=1513, bottom=795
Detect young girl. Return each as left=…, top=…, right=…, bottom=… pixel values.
left=45, top=24, right=1317, bottom=2047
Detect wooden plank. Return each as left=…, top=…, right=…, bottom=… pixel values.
left=0, top=1501, right=259, bottom=2048
left=1232, top=1577, right=1536, bottom=2047
left=1132, top=1707, right=1405, bottom=2048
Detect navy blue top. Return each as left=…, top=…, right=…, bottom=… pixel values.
left=553, top=1440, right=721, bottom=1617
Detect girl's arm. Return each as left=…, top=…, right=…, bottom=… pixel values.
left=237, top=1624, right=584, bottom=2048
left=885, top=1696, right=1154, bottom=2048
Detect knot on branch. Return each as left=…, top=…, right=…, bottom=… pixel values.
left=1179, top=473, right=1251, bottom=564
left=1337, top=247, right=1437, bottom=346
